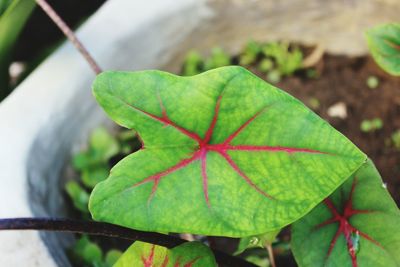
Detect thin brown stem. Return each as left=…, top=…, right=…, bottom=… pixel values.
left=266, top=244, right=277, bottom=267
left=0, top=218, right=256, bottom=267
left=35, top=0, right=102, bottom=74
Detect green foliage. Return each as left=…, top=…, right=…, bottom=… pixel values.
left=365, top=23, right=400, bottom=76
left=182, top=50, right=203, bottom=76
left=366, top=76, right=379, bottom=89
left=235, top=230, right=280, bottom=255
left=104, top=250, right=123, bottom=266
left=258, top=58, right=274, bottom=73
left=0, top=0, right=35, bottom=99
left=308, top=97, right=320, bottom=110
left=262, top=41, right=303, bottom=76
left=65, top=181, right=90, bottom=214
left=391, top=129, right=400, bottom=150
left=114, top=241, right=217, bottom=267
left=71, top=236, right=122, bottom=267
left=245, top=254, right=270, bottom=267
left=0, top=0, right=12, bottom=14
left=73, top=127, right=119, bottom=188
left=204, top=47, right=231, bottom=70
left=292, top=160, right=400, bottom=267
left=239, top=40, right=262, bottom=65
left=89, top=66, right=365, bottom=237
left=266, top=69, right=281, bottom=84
left=360, top=118, right=383, bottom=132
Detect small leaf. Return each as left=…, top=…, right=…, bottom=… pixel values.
left=113, top=241, right=216, bottom=267
left=90, top=127, right=119, bottom=161
left=292, top=159, right=400, bottom=267
left=89, top=66, right=366, bottom=236
left=245, top=254, right=269, bottom=267
left=235, top=230, right=280, bottom=255
left=105, top=249, right=123, bottom=267
left=82, top=166, right=110, bottom=189
left=183, top=50, right=203, bottom=76
left=72, top=152, right=94, bottom=170
left=204, top=47, right=231, bottom=70
left=73, top=236, right=103, bottom=266
left=65, top=181, right=89, bottom=213
left=365, top=23, right=400, bottom=76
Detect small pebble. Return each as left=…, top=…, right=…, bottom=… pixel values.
left=327, top=102, right=347, bottom=119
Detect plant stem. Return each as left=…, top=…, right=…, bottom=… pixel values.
left=266, top=244, right=277, bottom=267
left=35, top=0, right=102, bottom=74
left=0, top=217, right=256, bottom=267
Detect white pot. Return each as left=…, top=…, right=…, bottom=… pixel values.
left=0, top=0, right=398, bottom=266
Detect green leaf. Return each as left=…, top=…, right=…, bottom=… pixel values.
left=65, top=181, right=90, bottom=213
left=292, top=159, right=400, bottom=267
left=245, top=254, right=269, bottom=267
left=183, top=50, right=203, bottom=76
left=204, top=47, right=231, bottom=70
left=73, top=236, right=103, bottom=266
left=235, top=230, right=280, bottom=255
left=73, top=127, right=119, bottom=171
left=240, top=40, right=262, bottom=65
left=113, top=241, right=217, bottom=267
left=0, top=0, right=35, bottom=99
left=89, top=66, right=366, bottom=236
left=105, top=250, right=123, bottom=267
left=90, top=127, right=120, bottom=161
left=365, top=23, right=400, bottom=76
left=82, top=166, right=110, bottom=189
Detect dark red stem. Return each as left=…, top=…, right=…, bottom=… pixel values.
left=0, top=218, right=256, bottom=267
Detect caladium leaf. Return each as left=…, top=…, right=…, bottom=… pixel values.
left=113, top=241, right=217, bottom=267
left=89, top=66, right=366, bottom=236
left=291, top=159, right=400, bottom=267
left=365, top=23, right=400, bottom=76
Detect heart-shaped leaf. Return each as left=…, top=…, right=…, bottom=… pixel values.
left=365, top=23, right=400, bottom=76
left=291, top=159, right=400, bottom=267
left=113, top=241, right=217, bottom=267
left=89, top=66, right=365, bottom=236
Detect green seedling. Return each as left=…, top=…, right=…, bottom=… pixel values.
left=366, top=75, right=379, bottom=89
left=71, top=236, right=123, bottom=267
left=182, top=50, right=203, bottom=76
left=258, top=58, right=274, bottom=73
left=204, top=47, right=231, bottom=70
left=308, top=97, right=320, bottom=110
left=72, top=127, right=119, bottom=188
left=65, top=181, right=90, bottom=214
left=360, top=118, right=383, bottom=132
left=239, top=40, right=262, bottom=65
left=266, top=69, right=281, bottom=83
left=262, top=41, right=303, bottom=76
left=391, top=130, right=400, bottom=150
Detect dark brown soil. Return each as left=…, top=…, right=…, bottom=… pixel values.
left=269, top=55, right=400, bottom=205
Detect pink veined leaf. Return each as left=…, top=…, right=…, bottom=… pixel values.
left=113, top=241, right=216, bottom=267
left=292, top=160, right=400, bottom=267
left=89, top=66, right=366, bottom=236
